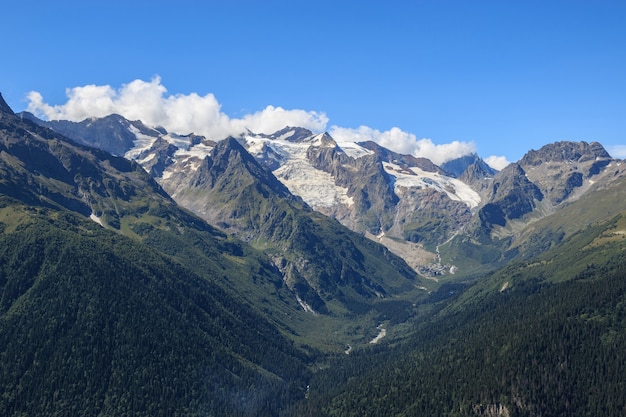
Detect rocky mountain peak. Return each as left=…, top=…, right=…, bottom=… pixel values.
left=17, top=111, right=157, bottom=156
left=197, top=137, right=246, bottom=181
left=478, top=163, right=544, bottom=228
left=442, top=153, right=497, bottom=178
left=515, top=141, right=615, bottom=205
left=137, top=136, right=179, bottom=177
left=212, top=136, right=257, bottom=166
left=0, top=93, right=14, bottom=115
left=459, top=161, right=495, bottom=187
left=262, top=126, right=314, bottom=142
left=520, top=141, right=611, bottom=167
left=359, top=140, right=443, bottom=173
left=194, top=136, right=294, bottom=199
left=313, top=132, right=337, bottom=148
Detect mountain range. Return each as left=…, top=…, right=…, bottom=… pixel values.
left=3, top=91, right=626, bottom=416
left=22, top=108, right=626, bottom=278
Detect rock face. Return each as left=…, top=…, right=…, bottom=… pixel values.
left=20, top=112, right=161, bottom=156
left=0, top=98, right=323, bottom=417
left=478, top=141, right=615, bottom=230
left=306, top=139, right=399, bottom=234
left=135, top=136, right=179, bottom=177
left=160, top=136, right=421, bottom=315
left=518, top=141, right=613, bottom=204
left=479, top=163, right=544, bottom=228
left=442, top=153, right=497, bottom=179
left=23, top=112, right=624, bottom=278
left=0, top=93, right=14, bottom=115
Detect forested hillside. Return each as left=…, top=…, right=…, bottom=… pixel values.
left=0, top=99, right=315, bottom=416
left=0, top=202, right=310, bottom=416
left=289, top=214, right=626, bottom=416
left=3, top=91, right=626, bottom=416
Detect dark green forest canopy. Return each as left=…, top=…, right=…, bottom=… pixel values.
left=288, top=217, right=626, bottom=417
left=3, top=96, right=626, bottom=416
left=0, top=205, right=310, bottom=417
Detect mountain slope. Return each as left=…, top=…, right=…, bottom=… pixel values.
left=438, top=141, right=625, bottom=275
left=8, top=93, right=626, bottom=415
left=0, top=206, right=309, bottom=417
left=23, top=113, right=485, bottom=277
left=0, top=95, right=313, bottom=416
left=4, top=94, right=426, bottom=350
left=161, top=136, right=426, bottom=316
left=21, top=111, right=625, bottom=282
left=20, top=111, right=162, bottom=156
left=291, top=208, right=626, bottom=417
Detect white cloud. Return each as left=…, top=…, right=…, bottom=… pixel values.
left=26, top=77, right=478, bottom=165
left=232, top=105, right=328, bottom=136
left=484, top=155, right=510, bottom=171
left=329, top=125, right=475, bottom=165
left=606, top=145, right=626, bottom=160
left=26, top=77, right=328, bottom=140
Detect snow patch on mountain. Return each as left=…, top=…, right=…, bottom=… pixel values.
left=337, top=141, right=374, bottom=159
left=238, top=132, right=354, bottom=209
left=162, top=155, right=204, bottom=180
left=162, top=133, right=193, bottom=150
left=274, top=130, right=298, bottom=141
left=276, top=162, right=354, bottom=209
left=246, top=137, right=283, bottom=158
left=310, top=132, right=333, bottom=146
left=137, top=152, right=157, bottom=165
left=369, top=324, right=387, bottom=344
left=383, top=162, right=481, bottom=208
left=175, top=142, right=214, bottom=160
left=125, top=125, right=159, bottom=159
left=295, top=295, right=317, bottom=315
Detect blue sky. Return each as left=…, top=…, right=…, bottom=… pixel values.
left=2, top=0, right=625, bottom=167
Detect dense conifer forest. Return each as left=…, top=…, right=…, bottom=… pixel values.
left=2, top=94, right=626, bottom=416
left=286, top=218, right=626, bottom=416
left=0, top=204, right=310, bottom=416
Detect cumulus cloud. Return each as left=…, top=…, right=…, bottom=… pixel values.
left=329, top=125, right=475, bottom=165
left=26, top=77, right=328, bottom=140
left=232, top=105, right=329, bottom=137
left=26, top=77, right=478, bottom=165
left=484, top=155, right=510, bottom=171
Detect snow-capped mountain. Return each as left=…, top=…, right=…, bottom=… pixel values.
left=243, top=128, right=482, bottom=245
left=121, top=124, right=486, bottom=277
left=22, top=111, right=626, bottom=279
